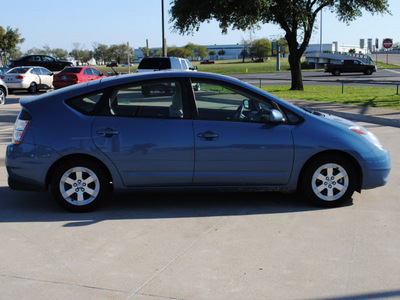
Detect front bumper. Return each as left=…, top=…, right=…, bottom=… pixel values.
left=360, top=148, right=391, bottom=189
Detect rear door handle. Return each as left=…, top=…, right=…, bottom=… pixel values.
left=96, top=128, right=119, bottom=137
left=197, top=131, right=219, bottom=140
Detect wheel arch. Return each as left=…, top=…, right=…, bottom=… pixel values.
left=46, top=154, right=114, bottom=190
left=298, top=150, right=362, bottom=193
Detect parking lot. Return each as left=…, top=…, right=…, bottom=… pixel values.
left=1, top=93, right=400, bottom=299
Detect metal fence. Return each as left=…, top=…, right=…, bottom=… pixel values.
left=237, top=77, right=400, bottom=95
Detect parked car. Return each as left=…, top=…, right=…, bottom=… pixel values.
left=1, top=66, right=54, bottom=93
left=137, top=57, right=197, bottom=72
left=6, top=72, right=390, bottom=212
left=0, top=67, right=10, bottom=75
left=324, top=59, right=377, bottom=76
left=0, top=77, right=8, bottom=105
left=8, top=55, right=73, bottom=71
left=106, top=62, right=118, bottom=67
left=53, top=66, right=105, bottom=89
left=200, top=60, right=215, bottom=64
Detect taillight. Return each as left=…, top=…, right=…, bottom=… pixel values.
left=13, top=109, right=32, bottom=145
left=0, top=76, right=4, bottom=79
left=16, top=75, right=25, bottom=79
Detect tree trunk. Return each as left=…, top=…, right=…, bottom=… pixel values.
left=288, top=52, right=303, bottom=90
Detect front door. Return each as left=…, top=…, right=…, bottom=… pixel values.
left=191, top=79, right=294, bottom=186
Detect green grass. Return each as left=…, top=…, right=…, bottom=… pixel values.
left=262, top=85, right=400, bottom=110
left=192, top=58, right=291, bottom=74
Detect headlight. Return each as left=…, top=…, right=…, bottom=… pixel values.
left=349, top=125, right=382, bottom=149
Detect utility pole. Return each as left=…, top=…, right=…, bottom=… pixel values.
left=162, top=0, right=167, bottom=57
left=127, top=41, right=130, bottom=73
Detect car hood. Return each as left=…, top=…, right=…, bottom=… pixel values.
left=301, top=107, right=357, bottom=128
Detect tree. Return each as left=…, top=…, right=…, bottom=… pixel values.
left=183, top=43, right=209, bottom=60
left=250, top=38, right=271, bottom=60
left=168, top=47, right=192, bottom=58
left=0, top=26, right=25, bottom=67
left=93, top=43, right=109, bottom=64
left=240, top=38, right=250, bottom=62
left=218, top=49, right=225, bottom=56
left=277, top=37, right=289, bottom=57
left=392, top=43, right=400, bottom=51
left=170, top=0, right=390, bottom=90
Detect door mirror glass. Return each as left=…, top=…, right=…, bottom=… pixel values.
left=269, top=109, right=284, bottom=123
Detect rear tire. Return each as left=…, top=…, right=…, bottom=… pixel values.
left=28, top=82, right=38, bottom=93
left=332, top=70, right=341, bottom=76
left=50, top=159, right=111, bottom=212
left=300, top=154, right=356, bottom=207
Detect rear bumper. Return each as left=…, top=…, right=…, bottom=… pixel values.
left=6, top=143, right=60, bottom=191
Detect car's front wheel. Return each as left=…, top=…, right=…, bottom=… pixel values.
left=364, top=69, right=373, bottom=75
left=300, top=154, right=356, bottom=207
left=0, top=87, right=6, bottom=105
left=51, top=159, right=111, bottom=212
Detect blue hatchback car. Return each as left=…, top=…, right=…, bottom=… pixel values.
left=6, top=72, right=391, bottom=212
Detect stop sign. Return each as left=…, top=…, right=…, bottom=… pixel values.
left=383, top=38, right=393, bottom=49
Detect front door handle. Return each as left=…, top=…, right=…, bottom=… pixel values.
left=197, top=131, right=219, bottom=140
left=96, top=128, right=119, bottom=137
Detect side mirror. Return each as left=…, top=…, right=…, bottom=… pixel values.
left=269, top=109, right=284, bottom=124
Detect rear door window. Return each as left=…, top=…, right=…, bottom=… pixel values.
left=107, top=80, right=186, bottom=119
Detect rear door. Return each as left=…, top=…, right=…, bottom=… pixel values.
left=91, top=78, right=195, bottom=187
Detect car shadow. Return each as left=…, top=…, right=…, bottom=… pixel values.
left=0, top=186, right=352, bottom=226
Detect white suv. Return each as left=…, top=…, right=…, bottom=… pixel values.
left=137, top=57, right=197, bottom=73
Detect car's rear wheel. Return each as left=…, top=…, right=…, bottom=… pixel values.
left=0, top=87, right=5, bottom=105
left=28, top=82, right=37, bottom=93
left=300, top=154, right=356, bottom=207
left=51, top=159, right=111, bottom=212
left=332, top=70, right=341, bottom=76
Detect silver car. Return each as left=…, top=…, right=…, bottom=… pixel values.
left=3, top=66, right=54, bottom=93
left=0, top=77, right=8, bottom=105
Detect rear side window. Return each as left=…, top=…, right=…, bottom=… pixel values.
left=9, top=67, right=30, bottom=74
left=66, top=92, right=104, bottom=115
left=107, top=80, right=185, bottom=119
left=138, top=58, right=171, bottom=70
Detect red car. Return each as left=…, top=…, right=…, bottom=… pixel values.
left=53, top=66, right=105, bottom=89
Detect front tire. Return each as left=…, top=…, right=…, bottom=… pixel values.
left=364, top=69, right=373, bottom=75
left=300, top=154, right=356, bottom=207
left=0, top=87, right=5, bottom=105
left=51, top=159, right=111, bottom=212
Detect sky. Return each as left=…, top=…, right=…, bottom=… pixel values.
left=2, top=0, right=399, bottom=53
